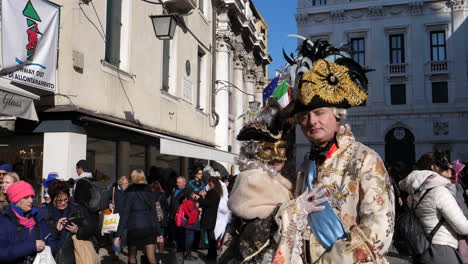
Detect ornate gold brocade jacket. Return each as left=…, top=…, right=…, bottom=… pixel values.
left=273, top=124, right=395, bottom=264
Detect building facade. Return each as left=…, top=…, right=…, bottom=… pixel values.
left=0, top=0, right=270, bottom=198
left=295, top=0, right=468, bottom=166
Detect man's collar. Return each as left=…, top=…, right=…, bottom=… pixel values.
left=309, top=138, right=336, bottom=161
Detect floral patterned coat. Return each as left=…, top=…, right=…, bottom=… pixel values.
left=273, top=124, right=395, bottom=264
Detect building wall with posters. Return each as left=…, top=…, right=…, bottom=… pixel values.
left=295, top=0, right=468, bottom=168
left=0, top=0, right=271, bottom=194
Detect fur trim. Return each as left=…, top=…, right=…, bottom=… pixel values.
left=228, top=167, right=292, bottom=220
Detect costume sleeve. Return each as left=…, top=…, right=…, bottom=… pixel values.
left=318, top=150, right=395, bottom=263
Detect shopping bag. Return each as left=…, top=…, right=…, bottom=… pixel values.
left=72, top=235, right=101, bottom=264
left=32, top=246, right=56, bottom=264
left=101, top=212, right=120, bottom=235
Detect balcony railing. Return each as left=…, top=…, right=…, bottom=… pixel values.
left=387, top=63, right=408, bottom=76
left=161, top=0, right=196, bottom=13
left=429, top=60, right=449, bottom=74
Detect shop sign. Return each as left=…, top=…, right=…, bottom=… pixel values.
left=0, top=89, right=38, bottom=121
left=1, top=0, right=59, bottom=92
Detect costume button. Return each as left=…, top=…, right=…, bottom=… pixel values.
left=365, top=256, right=372, bottom=262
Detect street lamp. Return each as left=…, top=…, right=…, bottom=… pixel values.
left=150, top=14, right=178, bottom=40
left=248, top=100, right=261, bottom=113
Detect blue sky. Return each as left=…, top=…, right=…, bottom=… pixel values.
left=252, top=0, right=298, bottom=79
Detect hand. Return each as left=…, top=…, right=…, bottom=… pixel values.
left=114, top=237, right=121, bottom=248
left=199, top=190, right=207, bottom=197
left=57, top=217, right=67, bottom=231
left=156, top=236, right=164, bottom=243
left=36, top=240, right=45, bottom=252
left=109, top=203, right=115, bottom=211
left=297, top=184, right=328, bottom=214
left=65, top=222, right=79, bottom=234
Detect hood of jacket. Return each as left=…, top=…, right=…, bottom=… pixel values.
left=399, top=170, right=453, bottom=195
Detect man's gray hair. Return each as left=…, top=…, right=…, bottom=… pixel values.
left=332, top=108, right=347, bottom=121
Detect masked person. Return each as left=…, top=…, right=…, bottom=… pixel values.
left=273, top=39, right=394, bottom=264
left=219, top=101, right=327, bottom=264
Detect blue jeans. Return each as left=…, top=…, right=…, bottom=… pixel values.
left=185, top=229, right=195, bottom=252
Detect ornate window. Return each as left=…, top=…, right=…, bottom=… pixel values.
left=351, top=38, right=365, bottom=66
left=389, top=34, right=405, bottom=64
left=430, top=31, right=446, bottom=61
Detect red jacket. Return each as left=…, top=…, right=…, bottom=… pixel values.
left=175, top=200, right=199, bottom=227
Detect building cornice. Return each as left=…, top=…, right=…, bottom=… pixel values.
left=296, top=0, right=451, bottom=25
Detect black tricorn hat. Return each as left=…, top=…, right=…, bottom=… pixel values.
left=237, top=99, right=289, bottom=142
left=283, top=39, right=370, bottom=116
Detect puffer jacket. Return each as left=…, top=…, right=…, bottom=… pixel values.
left=399, top=170, right=468, bottom=249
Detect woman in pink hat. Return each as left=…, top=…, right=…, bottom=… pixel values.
left=0, top=181, right=57, bottom=263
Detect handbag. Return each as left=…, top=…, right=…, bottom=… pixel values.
left=101, top=187, right=120, bottom=235
left=32, top=246, right=56, bottom=264
left=72, top=235, right=101, bottom=264
left=155, top=195, right=164, bottom=223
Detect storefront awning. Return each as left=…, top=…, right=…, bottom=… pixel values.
left=160, top=137, right=237, bottom=164
left=0, top=81, right=39, bottom=121
left=80, top=116, right=238, bottom=164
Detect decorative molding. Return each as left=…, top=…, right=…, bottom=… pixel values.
left=245, top=56, right=257, bottom=82
left=408, top=2, right=424, bottom=15
left=348, top=10, right=365, bottom=19
left=433, top=121, right=449, bottom=136
left=295, top=14, right=309, bottom=24
left=446, top=0, right=468, bottom=10
left=216, top=31, right=234, bottom=51
left=367, top=6, right=384, bottom=18
left=330, top=10, right=345, bottom=22
left=232, top=39, right=247, bottom=69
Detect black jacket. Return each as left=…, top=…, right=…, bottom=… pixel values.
left=107, top=184, right=127, bottom=214
left=117, top=184, right=162, bottom=237
left=168, top=187, right=193, bottom=220
left=45, top=203, right=94, bottom=264
left=198, top=189, right=220, bottom=229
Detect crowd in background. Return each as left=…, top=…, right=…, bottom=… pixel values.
left=0, top=160, right=234, bottom=264
left=1, top=152, right=468, bottom=263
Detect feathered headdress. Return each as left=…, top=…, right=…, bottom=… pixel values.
left=452, top=160, right=466, bottom=184
left=283, top=36, right=369, bottom=116
left=237, top=99, right=290, bottom=142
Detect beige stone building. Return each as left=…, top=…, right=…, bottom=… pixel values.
left=0, top=0, right=270, bottom=195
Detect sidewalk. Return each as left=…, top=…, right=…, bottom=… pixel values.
left=100, top=246, right=411, bottom=264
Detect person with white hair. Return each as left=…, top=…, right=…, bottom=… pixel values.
left=274, top=38, right=394, bottom=264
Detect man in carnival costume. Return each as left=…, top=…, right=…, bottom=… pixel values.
left=219, top=100, right=328, bottom=264
left=273, top=38, right=395, bottom=264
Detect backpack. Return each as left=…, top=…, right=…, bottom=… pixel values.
left=82, top=178, right=110, bottom=213
left=394, top=187, right=445, bottom=257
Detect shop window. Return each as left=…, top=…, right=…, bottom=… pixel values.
left=87, top=138, right=117, bottom=182
left=130, top=144, right=146, bottom=172
left=432, top=82, right=448, bottom=103
left=391, top=84, right=406, bottom=105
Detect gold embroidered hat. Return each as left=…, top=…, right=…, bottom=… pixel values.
left=283, top=38, right=369, bottom=116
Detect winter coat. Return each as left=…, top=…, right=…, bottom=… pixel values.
left=275, top=124, right=395, bottom=264
left=168, top=186, right=193, bottom=220
left=399, top=170, right=468, bottom=249
left=0, top=192, right=8, bottom=213
left=117, top=184, right=162, bottom=238
left=0, top=205, right=57, bottom=264
left=188, top=179, right=206, bottom=194
left=44, top=202, right=94, bottom=264
left=215, top=180, right=231, bottom=239
left=198, top=189, right=220, bottom=230
left=72, top=176, right=99, bottom=235
left=107, top=184, right=127, bottom=214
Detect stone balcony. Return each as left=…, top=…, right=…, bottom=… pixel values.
left=386, top=63, right=408, bottom=77
left=427, top=60, right=449, bottom=74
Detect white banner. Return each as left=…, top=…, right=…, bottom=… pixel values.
left=1, top=0, right=59, bottom=92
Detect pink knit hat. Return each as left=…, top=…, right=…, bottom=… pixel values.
left=7, top=181, right=35, bottom=204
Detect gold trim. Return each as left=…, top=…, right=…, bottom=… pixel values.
left=240, top=239, right=270, bottom=264
left=299, top=59, right=367, bottom=106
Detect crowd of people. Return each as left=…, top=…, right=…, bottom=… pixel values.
left=1, top=37, right=468, bottom=264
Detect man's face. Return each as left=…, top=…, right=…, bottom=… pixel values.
left=297, top=107, right=339, bottom=148
left=0, top=170, right=7, bottom=183
left=176, top=178, right=186, bottom=189
left=120, top=180, right=129, bottom=191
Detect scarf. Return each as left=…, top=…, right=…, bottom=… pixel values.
left=309, top=139, right=336, bottom=163
left=10, top=203, right=37, bottom=230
